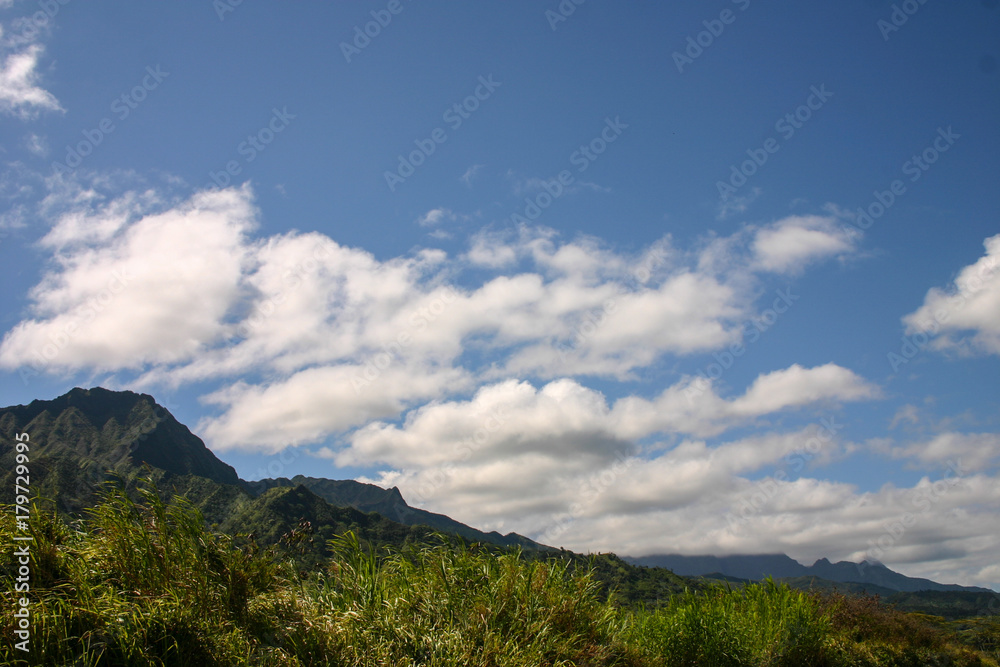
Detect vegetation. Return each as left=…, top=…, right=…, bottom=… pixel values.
left=2, top=483, right=997, bottom=666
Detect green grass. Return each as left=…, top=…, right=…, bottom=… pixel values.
left=1, top=482, right=997, bottom=666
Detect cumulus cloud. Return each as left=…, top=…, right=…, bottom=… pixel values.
left=729, top=363, right=880, bottom=416
left=0, top=43, right=62, bottom=119
left=613, top=363, right=878, bottom=439
left=345, top=376, right=1000, bottom=590
left=878, top=432, right=1000, bottom=473
left=415, top=207, right=454, bottom=227
left=751, top=215, right=857, bottom=274
left=902, top=234, right=1000, bottom=355
left=2, top=183, right=873, bottom=453
left=341, top=364, right=875, bottom=524
left=198, top=363, right=471, bottom=453
left=0, top=186, right=255, bottom=373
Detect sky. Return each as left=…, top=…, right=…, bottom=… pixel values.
left=0, top=0, right=998, bottom=590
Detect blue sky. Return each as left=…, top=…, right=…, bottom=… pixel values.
left=1, top=0, right=999, bottom=589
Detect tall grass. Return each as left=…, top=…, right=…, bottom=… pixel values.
left=627, top=580, right=829, bottom=666
left=1, top=483, right=996, bottom=666
left=302, top=532, right=632, bottom=665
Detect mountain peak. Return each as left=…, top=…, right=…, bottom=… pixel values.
left=2, top=386, right=240, bottom=488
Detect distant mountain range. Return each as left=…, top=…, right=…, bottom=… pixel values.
left=1, top=387, right=991, bottom=605
left=625, top=553, right=991, bottom=594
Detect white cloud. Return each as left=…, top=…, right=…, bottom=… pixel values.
left=0, top=186, right=255, bottom=373
left=416, top=207, right=454, bottom=227
left=343, top=373, right=1000, bottom=589
left=460, top=164, right=484, bottom=187
left=879, top=432, right=1000, bottom=473
left=348, top=380, right=832, bottom=529
left=612, top=363, right=877, bottom=439
left=729, top=363, right=880, bottom=416
left=0, top=43, right=62, bottom=119
left=902, top=234, right=1000, bottom=355
left=751, top=215, right=856, bottom=274
left=717, top=186, right=761, bottom=220
left=24, top=132, right=47, bottom=156
left=342, top=364, right=875, bottom=512
left=198, top=363, right=470, bottom=453
left=3, top=175, right=996, bottom=588
left=2, top=182, right=873, bottom=454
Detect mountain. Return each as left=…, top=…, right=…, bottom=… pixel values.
left=219, top=483, right=440, bottom=560
left=0, top=387, right=543, bottom=552
left=246, top=475, right=541, bottom=549
left=627, top=553, right=808, bottom=581
left=625, top=553, right=991, bottom=594
left=0, top=387, right=242, bottom=516
left=0, top=387, right=698, bottom=608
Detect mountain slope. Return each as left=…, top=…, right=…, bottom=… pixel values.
left=246, top=475, right=544, bottom=549
left=0, top=387, right=242, bottom=515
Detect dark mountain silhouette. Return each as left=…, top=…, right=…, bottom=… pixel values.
left=625, top=553, right=990, bottom=594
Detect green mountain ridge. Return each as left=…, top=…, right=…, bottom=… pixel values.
left=245, top=475, right=543, bottom=549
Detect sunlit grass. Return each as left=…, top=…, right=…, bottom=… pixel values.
left=1, top=481, right=996, bottom=666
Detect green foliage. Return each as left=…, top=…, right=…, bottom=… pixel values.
left=1, top=486, right=997, bottom=666
left=627, top=579, right=831, bottom=666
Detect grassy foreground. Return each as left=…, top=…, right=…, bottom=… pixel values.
left=1, top=485, right=997, bottom=666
